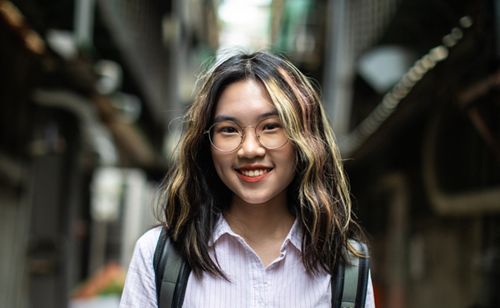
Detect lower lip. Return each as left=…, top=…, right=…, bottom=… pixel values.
left=236, top=171, right=271, bottom=183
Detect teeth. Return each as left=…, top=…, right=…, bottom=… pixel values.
left=240, top=169, right=268, bottom=177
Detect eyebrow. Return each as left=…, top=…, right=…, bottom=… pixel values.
left=212, top=111, right=279, bottom=124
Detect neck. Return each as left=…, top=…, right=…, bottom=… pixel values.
left=224, top=194, right=295, bottom=244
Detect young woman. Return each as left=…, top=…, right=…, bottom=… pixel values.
left=120, top=51, right=375, bottom=307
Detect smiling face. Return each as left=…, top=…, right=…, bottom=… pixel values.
left=210, top=79, right=296, bottom=208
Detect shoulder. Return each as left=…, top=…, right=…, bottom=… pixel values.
left=135, top=226, right=163, bottom=254
left=130, top=226, right=163, bottom=266
left=120, top=227, right=163, bottom=307
left=346, top=239, right=369, bottom=256
left=137, top=226, right=163, bottom=247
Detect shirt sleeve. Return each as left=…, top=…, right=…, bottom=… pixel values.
left=119, top=227, right=161, bottom=308
left=364, top=271, right=376, bottom=308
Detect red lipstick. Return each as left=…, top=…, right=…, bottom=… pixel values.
left=235, top=166, right=272, bottom=183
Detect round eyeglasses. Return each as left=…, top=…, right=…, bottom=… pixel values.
left=205, top=118, right=289, bottom=152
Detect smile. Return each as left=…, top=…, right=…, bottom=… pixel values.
left=240, top=169, right=269, bottom=177
left=235, top=168, right=272, bottom=182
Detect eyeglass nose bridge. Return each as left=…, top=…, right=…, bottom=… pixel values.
left=228, top=125, right=262, bottom=151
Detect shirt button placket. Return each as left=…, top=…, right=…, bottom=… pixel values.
left=256, top=264, right=267, bottom=307
left=262, top=280, right=270, bottom=307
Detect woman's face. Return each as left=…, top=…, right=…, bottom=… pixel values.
left=210, top=79, right=296, bottom=207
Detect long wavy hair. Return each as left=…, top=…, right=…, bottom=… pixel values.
left=160, top=51, right=365, bottom=278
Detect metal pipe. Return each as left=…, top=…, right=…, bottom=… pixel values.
left=323, top=0, right=353, bottom=138
left=422, top=112, right=500, bottom=215
left=74, top=0, right=96, bottom=52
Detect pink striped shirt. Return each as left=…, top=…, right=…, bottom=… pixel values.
left=120, top=217, right=375, bottom=307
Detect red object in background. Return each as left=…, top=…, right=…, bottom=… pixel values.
left=72, top=262, right=125, bottom=299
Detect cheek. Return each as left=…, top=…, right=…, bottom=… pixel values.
left=211, top=150, right=229, bottom=179
left=211, top=150, right=221, bottom=174
left=280, top=145, right=297, bottom=182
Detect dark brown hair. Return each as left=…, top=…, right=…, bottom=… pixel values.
left=160, top=51, right=365, bottom=278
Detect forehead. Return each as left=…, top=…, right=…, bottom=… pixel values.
left=213, top=79, right=277, bottom=124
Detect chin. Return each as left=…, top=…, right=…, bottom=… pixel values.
left=241, top=198, right=271, bottom=206
left=236, top=191, right=281, bottom=206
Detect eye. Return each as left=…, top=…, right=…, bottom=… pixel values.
left=219, top=126, right=239, bottom=134
left=260, top=121, right=283, bottom=132
left=213, top=122, right=241, bottom=135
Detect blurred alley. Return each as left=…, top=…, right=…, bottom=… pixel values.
left=0, top=0, right=499, bottom=307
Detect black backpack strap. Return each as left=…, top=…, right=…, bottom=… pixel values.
left=331, top=241, right=370, bottom=308
left=353, top=242, right=369, bottom=307
left=153, top=227, right=192, bottom=308
left=153, top=227, right=168, bottom=302
left=331, top=257, right=345, bottom=308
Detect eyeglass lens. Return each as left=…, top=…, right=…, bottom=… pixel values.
left=208, top=118, right=288, bottom=152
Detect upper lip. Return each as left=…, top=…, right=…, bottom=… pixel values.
left=235, top=164, right=273, bottom=171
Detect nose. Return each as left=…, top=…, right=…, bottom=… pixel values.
left=237, top=129, right=266, bottom=158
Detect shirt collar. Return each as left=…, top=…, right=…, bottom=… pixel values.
left=208, top=215, right=235, bottom=246
left=284, top=218, right=302, bottom=252
left=209, top=214, right=303, bottom=252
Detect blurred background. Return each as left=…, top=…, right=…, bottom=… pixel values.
left=0, top=0, right=499, bottom=307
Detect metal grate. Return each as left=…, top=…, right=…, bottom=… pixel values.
left=348, top=0, right=401, bottom=59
